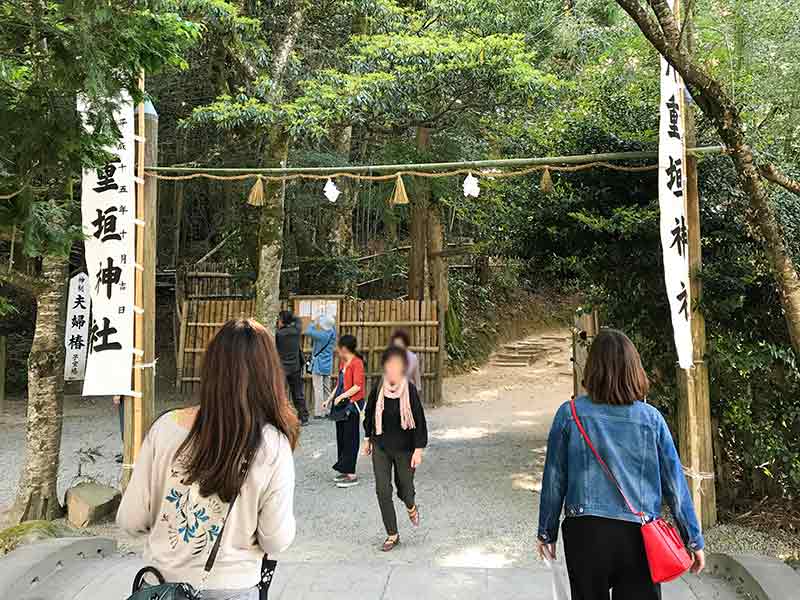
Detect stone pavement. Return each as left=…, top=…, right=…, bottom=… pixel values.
left=0, top=538, right=748, bottom=599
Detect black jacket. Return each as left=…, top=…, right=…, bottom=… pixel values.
left=364, top=382, right=428, bottom=452
left=275, top=318, right=303, bottom=374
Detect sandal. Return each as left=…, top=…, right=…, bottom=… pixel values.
left=382, top=535, right=400, bottom=552
left=407, top=505, right=420, bottom=527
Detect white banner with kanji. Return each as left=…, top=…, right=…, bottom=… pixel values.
left=64, top=272, right=91, bottom=381
left=658, top=17, right=693, bottom=370
left=79, top=96, right=137, bottom=396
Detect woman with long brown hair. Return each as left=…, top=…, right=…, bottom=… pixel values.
left=537, top=328, right=704, bottom=600
left=118, top=319, right=300, bottom=599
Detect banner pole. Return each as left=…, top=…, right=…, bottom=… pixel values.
left=122, top=72, right=147, bottom=490
left=675, top=1, right=717, bottom=529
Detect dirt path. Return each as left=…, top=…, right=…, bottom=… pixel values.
left=280, top=330, right=573, bottom=566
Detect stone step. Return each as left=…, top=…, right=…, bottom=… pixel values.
left=541, top=335, right=570, bottom=342
left=501, top=347, right=542, bottom=356
left=492, top=350, right=531, bottom=362
left=489, top=359, right=531, bottom=367
left=489, top=361, right=532, bottom=368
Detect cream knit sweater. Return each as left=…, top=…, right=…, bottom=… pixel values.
left=117, top=407, right=296, bottom=590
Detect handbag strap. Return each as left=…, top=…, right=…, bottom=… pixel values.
left=569, top=399, right=645, bottom=521
left=312, top=332, right=334, bottom=359
left=200, top=459, right=273, bottom=589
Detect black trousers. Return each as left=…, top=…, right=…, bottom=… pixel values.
left=372, top=444, right=416, bottom=535
left=562, top=516, right=661, bottom=600
left=333, top=409, right=360, bottom=474
left=286, top=370, right=308, bottom=421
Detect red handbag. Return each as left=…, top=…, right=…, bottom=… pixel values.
left=570, top=400, right=694, bottom=583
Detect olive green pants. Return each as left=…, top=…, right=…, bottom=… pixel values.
left=372, top=444, right=416, bottom=535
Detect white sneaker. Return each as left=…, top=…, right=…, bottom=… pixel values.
left=336, top=476, right=359, bottom=488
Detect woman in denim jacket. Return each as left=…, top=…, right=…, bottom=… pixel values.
left=537, top=329, right=705, bottom=600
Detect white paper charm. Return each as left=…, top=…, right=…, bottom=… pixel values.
left=463, top=172, right=480, bottom=198
left=323, top=178, right=341, bottom=203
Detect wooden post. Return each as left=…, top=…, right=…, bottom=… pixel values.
left=0, top=335, right=6, bottom=414
left=676, top=100, right=717, bottom=529
left=142, top=100, right=158, bottom=434
left=674, top=0, right=716, bottom=528
left=433, top=262, right=447, bottom=406
left=122, top=74, right=149, bottom=489
left=572, top=309, right=600, bottom=398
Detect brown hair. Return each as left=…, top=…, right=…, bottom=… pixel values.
left=390, top=328, right=411, bottom=348
left=177, top=319, right=300, bottom=502
left=583, top=328, right=650, bottom=406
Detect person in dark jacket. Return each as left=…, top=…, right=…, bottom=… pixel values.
left=363, top=346, right=428, bottom=552
left=275, top=310, right=308, bottom=425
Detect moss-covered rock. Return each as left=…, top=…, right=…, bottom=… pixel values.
left=0, top=520, right=73, bottom=556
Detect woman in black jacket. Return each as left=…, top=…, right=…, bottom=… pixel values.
left=363, top=346, right=428, bottom=552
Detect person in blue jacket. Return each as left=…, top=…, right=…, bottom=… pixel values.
left=304, top=314, right=337, bottom=418
left=537, top=328, right=705, bottom=600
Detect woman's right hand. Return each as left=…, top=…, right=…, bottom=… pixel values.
left=691, top=549, right=705, bottom=574
left=362, top=439, right=372, bottom=456
left=537, top=540, right=556, bottom=561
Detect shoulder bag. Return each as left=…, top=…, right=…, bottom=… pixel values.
left=126, top=484, right=277, bottom=600
left=570, top=399, right=693, bottom=583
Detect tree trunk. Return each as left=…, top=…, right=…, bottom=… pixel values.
left=476, top=255, right=490, bottom=285
left=255, top=129, right=288, bottom=327
left=329, top=125, right=358, bottom=257
left=427, top=203, right=448, bottom=310
left=408, top=127, right=431, bottom=301
left=251, top=4, right=304, bottom=323
left=733, top=145, right=800, bottom=356
left=7, top=255, right=68, bottom=523
left=614, top=0, right=800, bottom=358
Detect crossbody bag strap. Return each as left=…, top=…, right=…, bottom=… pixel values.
left=202, top=491, right=238, bottom=576
left=569, top=399, right=644, bottom=520
left=201, top=458, right=250, bottom=582
left=258, top=555, right=278, bottom=599
left=312, top=333, right=334, bottom=359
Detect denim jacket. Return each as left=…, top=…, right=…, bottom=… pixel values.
left=304, top=325, right=336, bottom=375
left=537, top=395, right=704, bottom=551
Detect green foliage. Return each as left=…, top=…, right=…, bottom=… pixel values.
left=0, top=0, right=199, bottom=267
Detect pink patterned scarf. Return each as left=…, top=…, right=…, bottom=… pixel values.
left=375, top=377, right=415, bottom=435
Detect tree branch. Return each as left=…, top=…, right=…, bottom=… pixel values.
left=647, top=0, right=680, bottom=45
left=615, top=0, right=737, bottom=135
left=760, top=164, right=800, bottom=197
left=268, top=5, right=304, bottom=103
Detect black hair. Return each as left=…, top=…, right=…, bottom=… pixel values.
left=390, top=328, right=411, bottom=348
left=338, top=334, right=366, bottom=364
left=278, top=310, right=294, bottom=325
left=381, top=345, right=409, bottom=367
left=338, top=334, right=357, bottom=353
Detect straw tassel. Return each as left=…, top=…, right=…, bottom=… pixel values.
left=247, top=175, right=265, bottom=206
left=391, top=174, right=409, bottom=205
left=540, top=167, right=553, bottom=194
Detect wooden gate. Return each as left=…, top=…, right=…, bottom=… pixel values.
left=176, top=297, right=442, bottom=404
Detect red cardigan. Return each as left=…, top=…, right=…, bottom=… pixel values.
left=341, top=356, right=365, bottom=402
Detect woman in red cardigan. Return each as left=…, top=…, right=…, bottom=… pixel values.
left=323, top=334, right=366, bottom=488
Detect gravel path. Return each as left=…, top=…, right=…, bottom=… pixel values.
left=1, top=329, right=798, bottom=568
